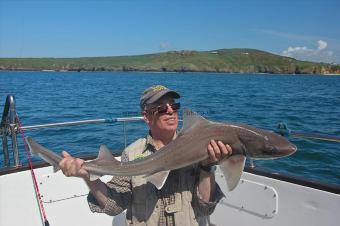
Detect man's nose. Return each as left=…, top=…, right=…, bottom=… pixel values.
left=166, top=104, right=174, bottom=114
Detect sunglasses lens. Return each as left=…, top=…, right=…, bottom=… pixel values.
left=157, top=105, right=168, bottom=114
left=153, top=102, right=181, bottom=114
left=171, top=103, right=180, bottom=111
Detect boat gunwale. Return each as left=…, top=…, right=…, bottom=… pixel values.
left=1, top=154, right=340, bottom=195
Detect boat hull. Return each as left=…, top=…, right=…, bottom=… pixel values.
left=1, top=161, right=339, bottom=226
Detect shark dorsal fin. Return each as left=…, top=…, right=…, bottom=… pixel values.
left=181, top=108, right=211, bottom=133
left=90, top=145, right=121, bottom=166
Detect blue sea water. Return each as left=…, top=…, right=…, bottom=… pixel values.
left=0, top=71, right=339, bottom=186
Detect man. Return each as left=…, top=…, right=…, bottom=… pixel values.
left=59, top=85, right=232, bottom=225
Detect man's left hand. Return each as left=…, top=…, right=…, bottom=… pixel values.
left=202, top=140, right=232, bottom=166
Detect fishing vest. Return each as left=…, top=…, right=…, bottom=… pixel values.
left=123, top=137, right=210, bottom=226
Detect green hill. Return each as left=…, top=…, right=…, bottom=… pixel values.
left=0, top=48, right=339, bottom=74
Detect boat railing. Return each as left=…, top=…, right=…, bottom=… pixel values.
left=0, top=95, right=144, bottom=168
left=1, top=95, right=20, bottom=167
left=2, top=95, right=339, bottom=169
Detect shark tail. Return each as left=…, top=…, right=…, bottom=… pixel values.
left=26, top=137, right=62, bottom=173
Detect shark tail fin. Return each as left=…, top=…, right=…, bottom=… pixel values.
left=26, top=136, right=61, bottom=172
left=26, top=137, right=38, bottom=155
left=219, top=155, right=246, bottom=191
left=144, top=170, right=170, bottom=190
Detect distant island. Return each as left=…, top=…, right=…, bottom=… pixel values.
left=0, top=48, right=339, bottom=75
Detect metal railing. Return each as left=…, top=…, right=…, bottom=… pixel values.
left=1, top=95, right=20, bottom=167
left=0, top=95, right=144, bottom=168
left=2, top=95, right=339, bottom=168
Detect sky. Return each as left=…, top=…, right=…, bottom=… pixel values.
left=0, top=0, right=340, bottom=64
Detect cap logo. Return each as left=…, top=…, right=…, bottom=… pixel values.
left=144, top=85, right=167, bottom=94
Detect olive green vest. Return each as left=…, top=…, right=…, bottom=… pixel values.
left=123, top=138, right=210, bottom=226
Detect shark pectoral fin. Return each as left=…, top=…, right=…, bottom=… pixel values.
left=219, top=155, right=246, bottom=191
left=144, top=170, right=170, bottom=190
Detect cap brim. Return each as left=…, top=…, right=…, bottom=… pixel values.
left=146, top=90, right=180, bottom=105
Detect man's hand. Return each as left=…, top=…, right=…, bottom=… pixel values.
left=202, top=140, right=232, bottom=166
left=59, top=151, right=89, bottom=179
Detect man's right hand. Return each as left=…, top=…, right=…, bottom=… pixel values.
left=59, top=151, right=89, bottom=180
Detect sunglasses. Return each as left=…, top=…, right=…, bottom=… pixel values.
left=147, top=102, right=181, bottom=114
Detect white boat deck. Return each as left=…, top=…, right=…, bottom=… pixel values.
left=1, top=164, right=339, bottom=226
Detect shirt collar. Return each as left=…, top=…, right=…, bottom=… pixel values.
left=144, top=130, right=177, bottom=153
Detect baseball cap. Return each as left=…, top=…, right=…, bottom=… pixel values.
left=140, top=85, right=180, bottom=110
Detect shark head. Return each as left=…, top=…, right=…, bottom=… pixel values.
left=238, top=126, right=297, bottom=159
left=262, top=130, right=297, bottom=158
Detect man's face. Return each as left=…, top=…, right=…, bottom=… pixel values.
left=144, top=95, right=179, bottom=134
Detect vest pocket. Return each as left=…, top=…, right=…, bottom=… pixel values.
left=131, top=176, right=158, bottom=223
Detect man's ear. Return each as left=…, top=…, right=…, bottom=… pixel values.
left=142, top=111, right=150, bottom=124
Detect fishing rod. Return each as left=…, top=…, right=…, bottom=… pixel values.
left=275, top=122, right=340, bottom=143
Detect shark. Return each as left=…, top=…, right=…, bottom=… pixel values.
left=27, top=109, right=297, bottom=191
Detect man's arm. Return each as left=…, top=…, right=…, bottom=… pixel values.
left=59, top=151, right=131, bottom=215
left=198, top=140, right=232, bottom=202
left=59, top=151, right=109, bottom=208
left=85, top=179, right=109, bottom=208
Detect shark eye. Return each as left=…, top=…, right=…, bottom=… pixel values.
left=264, top=146, right=275, bottom=155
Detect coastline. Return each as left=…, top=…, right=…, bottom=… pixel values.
left=1, top=48, right=339, bottom=75
left=0, top=69, right=339, bottom=76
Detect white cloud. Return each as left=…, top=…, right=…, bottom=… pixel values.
left=282, top=40, right=334, bottom=63
left=317, top=40, right=327, bottom=50
left=282, top=46, right=313, bottom=56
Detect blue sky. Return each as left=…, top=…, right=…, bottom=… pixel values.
left=1, top=0, right=339, bottom=63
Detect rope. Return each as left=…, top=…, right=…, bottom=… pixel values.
left=16, top=113, right=50, bottom=226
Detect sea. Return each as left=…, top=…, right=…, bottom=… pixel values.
left=0, top=71, right=339, bottom=186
